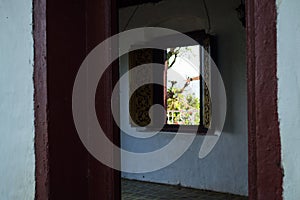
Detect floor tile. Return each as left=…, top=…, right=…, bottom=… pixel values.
left=122, top=179, right=248, bottom=200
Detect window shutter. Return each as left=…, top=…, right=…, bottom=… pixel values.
left=128, top=48, right=165, bottom=127
left=201, top=36, right=212, bottom=129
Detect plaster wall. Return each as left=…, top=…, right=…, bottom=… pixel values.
left=0, top=0, right=35, bottom=199
left=277, top=0, right=300, bottom=199
left=119, top=0, right=248, bottom=196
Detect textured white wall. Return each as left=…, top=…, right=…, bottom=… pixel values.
left=0, top=0, right=35, bottom=199
left=119, top=0, right=248, bottom=196
left=277, top=0, right=300, bottom=199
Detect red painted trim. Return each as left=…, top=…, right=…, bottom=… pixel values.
left=246, top=0, right=257, bottom=198
left=246, top=0, right=283, bottom=199
left=47, top=0, right=89, bottom=198
left=159, top=125, right=208, bottom=135
left=34, top=0, right=120, bottom=199
left=86, top=0, right=120, bottom=199
left=33, top=0, right=49, bottom=199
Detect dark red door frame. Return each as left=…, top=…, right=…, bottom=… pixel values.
left=34, top=0, right=283, bottom=199
left=33, top=0, right=120, bottom=199
left=246, top=0, right=283, bottom=199
left=86, top=0, right=121, bottom=199
left=33, top=0, right=49, bottom=199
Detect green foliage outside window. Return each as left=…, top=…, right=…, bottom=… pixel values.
left=167, top=81, right=200, bottom=125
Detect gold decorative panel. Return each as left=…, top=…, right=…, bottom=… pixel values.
left=202, top=37, right=212, bottom=128
left=129, top=49, right=154, bottom=127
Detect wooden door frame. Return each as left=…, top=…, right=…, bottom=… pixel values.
left=246, top=0, right=283, bottom=199
left=33, top=0, right=48, bottom=199
left=33, top=0, right=283, bottom=199
left=33, top=0, right=120, bottom=199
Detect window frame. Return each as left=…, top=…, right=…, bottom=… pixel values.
left=159, top=30, right=216, bottom=134
left=128, top=30, right=217, bottom=134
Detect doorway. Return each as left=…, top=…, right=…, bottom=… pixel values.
left=119, top=0, right=248, bottom=198
left=33, top=0, right=282, bottom=199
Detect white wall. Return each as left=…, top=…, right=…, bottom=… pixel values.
left=277, top=0, right=300, bottom=199
left=0, top=0, right=35, bottom=199
left=119, top=0, right=248, bottom=196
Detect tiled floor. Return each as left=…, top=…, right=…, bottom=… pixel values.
left=122, top=179, right=248, bottom=200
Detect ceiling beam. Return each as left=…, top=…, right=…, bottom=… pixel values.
left=119, top=0, right=162, bottom=8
